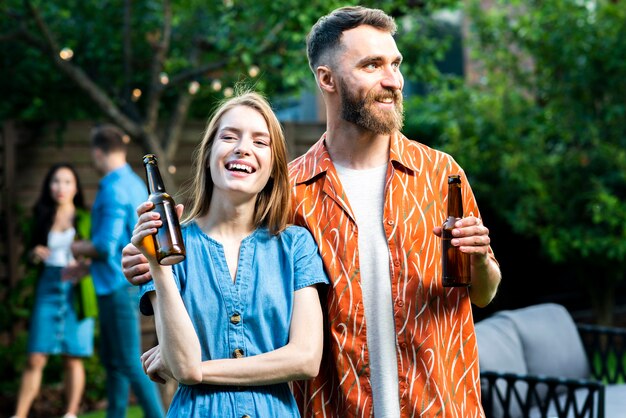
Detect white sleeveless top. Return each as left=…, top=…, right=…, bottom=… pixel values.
left=44, top=227, right=76, bottom=267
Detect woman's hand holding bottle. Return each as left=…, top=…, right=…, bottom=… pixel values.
left=131, top=201, right=184, bottom=265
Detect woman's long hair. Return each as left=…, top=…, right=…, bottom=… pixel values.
left=31, top=163, right=86, bottom=248
left=184, top=91, right=291, bottom=234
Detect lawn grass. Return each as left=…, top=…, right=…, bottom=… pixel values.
left=79, top=405, right=142, bottom=418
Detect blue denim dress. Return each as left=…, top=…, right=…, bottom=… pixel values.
left=140, top=223, right=328, bottom=418
left=28, top=266, right=95, bottom=356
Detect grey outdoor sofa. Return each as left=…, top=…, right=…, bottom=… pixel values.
left=475, top=303, right=626, bottom=418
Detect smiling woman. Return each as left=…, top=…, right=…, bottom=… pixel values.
left=127, top=91, right=329, bottom=418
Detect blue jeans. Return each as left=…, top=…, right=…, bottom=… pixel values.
left=98, top=285, right=165, bottom=418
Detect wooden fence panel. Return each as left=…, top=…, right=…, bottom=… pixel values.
left=1, top=122, right=19, bottom=287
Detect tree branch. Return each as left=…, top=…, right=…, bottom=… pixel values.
left=168, top=60, right=227, bottom=86
left=164, top=47, right=200, bottom=161
left=160, top=19, right=288, bottom=162
left=165, top=92, right=194, bottom=163
left=123, top=0, right=132, bottom=95
left=20, top=1, right=177, bottom=186
left=25, top=0, right=142, bottom=138
left=258, top=20, right=286, bottom=52
left=25, top=0, right=60, bottom=51
left=164, top=20, right=286, bottom=88
left=0, top=25, right=44, bottom=50
left=0, top=30, right=22, bottom=42
left=144, top=0, right=172, bottom=134
left=119, top=0, right=141, bottom=121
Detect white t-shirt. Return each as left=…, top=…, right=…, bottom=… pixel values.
left=45, top=227, right=76, bottom=267
left=335, top=163, right=400, bottom=418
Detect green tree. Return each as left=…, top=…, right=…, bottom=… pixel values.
left=407, top=0, right=626, bottom=324
left=0, top=0, right=458, bottom=186
left=1, top=0, right=334, bottom=184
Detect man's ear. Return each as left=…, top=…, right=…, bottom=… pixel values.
left=92, top=147, right=104, bottom=161
left=316, top=65, right=336, bottom=93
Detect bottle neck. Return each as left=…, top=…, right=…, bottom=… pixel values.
left=447, top=182, right=463, bottom=218
left=145, top=164, right=166, bottom=194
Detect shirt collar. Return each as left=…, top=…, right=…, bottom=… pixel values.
left=293, top=131, right=421, bottom=185
left=389, top=131, right=421, bottom=173
left=292, top=133, right=334, bottom=185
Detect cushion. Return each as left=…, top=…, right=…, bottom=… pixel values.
left=604, top=384, right=626, bottom=418
left=476, top=314, right=527, bottom=374
left=497, top=303, right=590, bottom=380
left=528, top=384, right=626, bottom=418
left=476, top=314, right=528, bottom=418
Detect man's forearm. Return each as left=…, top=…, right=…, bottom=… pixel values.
left=71, top=240, right=100, bottom=259
left=469, top=255, right=501, bottom=308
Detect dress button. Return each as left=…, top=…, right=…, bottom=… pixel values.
left=396, top=300, right=404, bottom=307
left=233, top=348, right=245, bottom=358
left=241, top=415, right=251, bottom=418
left=230, top=312, right=241, bottom=324
left=387, top=220, right=395, bottom=225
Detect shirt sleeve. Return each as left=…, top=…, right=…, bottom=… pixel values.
left=91, top=183, right=131, bottom=260
left=139, top=280, right=156, bottom=316
left=292, top=227, right=329, bottom=290
left=139, top=261, right=185, bottom=316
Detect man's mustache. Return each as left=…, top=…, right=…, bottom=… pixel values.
left=370, top=89, right=402, bottom=104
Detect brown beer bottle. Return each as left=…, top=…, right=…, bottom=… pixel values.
left=442, top=174, right=471, bottom=287
left=143, top=154, right=186, bottom=265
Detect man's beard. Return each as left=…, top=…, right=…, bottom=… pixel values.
left=340, top=80, right=404, bottom=135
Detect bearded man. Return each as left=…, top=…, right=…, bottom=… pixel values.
left=288, top=6, right=501, bottom=417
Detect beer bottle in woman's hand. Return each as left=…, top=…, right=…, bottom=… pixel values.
left=143, top=154, right=186, bottom=265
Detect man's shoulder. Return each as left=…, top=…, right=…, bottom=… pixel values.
left=395, top=133, right=459, bottom=170
left=99, top=168, right=146, bottom=203
left=288, top=136, right=328, bottom=185
left=399, top=134, right=449, bottom=156
left=288, top=139, right=322, bottom=169
left=109, top=173, right=143, bottom=192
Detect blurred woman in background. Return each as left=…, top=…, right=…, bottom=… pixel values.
left=12, top=163, right=94, bottom=418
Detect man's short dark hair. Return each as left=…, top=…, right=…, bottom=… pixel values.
left=90, top=124, right=128, bottom=154
left=306, top=6, right=397, bottom=72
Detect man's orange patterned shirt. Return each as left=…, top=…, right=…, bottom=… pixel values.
left=289, top=133, right=494, bottom=417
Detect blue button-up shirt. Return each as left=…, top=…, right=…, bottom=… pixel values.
left=91, top=163, right=146, bottom=295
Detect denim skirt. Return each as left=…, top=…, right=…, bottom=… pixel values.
left=28, top=266, right=95, bottom=356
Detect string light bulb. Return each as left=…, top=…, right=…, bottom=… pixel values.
left=159, top=72, right=169, bottom=85
left=248, top=65, right=260, bottom=78
left=131, top=88, right=142, bottom=101
left=59, top=47, right=74, bottom=61
left=188, top=81, right=200, bottom=95
left=223, top=87, right=234, bottom=98
left=211, top=80, right=222, bottom=91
